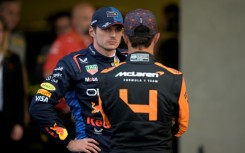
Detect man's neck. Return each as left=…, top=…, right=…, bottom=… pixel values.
left=93, top=43, right=116, bottom=57
left=127, top=46, right=154, bottom=55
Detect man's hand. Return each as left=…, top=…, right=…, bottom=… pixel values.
left=11, top=124, right=24, bottom=141
left=66, top=138, right=101, bottom=153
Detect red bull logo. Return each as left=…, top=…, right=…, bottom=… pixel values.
left=91, top=102, right=101, bottom=113
left=50, top=123, right=68, bottom=140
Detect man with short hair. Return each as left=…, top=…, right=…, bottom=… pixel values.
left=29, top=6, right=127, bottom=153
left=43, top=2, right=95, bottom=78
left=98, top=9, right=189, bottom=153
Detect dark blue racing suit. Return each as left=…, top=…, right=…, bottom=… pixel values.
left=29, top=44, right=127, bottom=152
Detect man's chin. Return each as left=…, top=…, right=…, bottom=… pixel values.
left=105, top=47, right=117, bottom=52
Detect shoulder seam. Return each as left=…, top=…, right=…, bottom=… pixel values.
left=154, top=62, right=182, bottom=75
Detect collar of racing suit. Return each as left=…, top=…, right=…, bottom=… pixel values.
left=88, top=44, right=127, bottom=64
left=126, top=51, right=155, bottom=64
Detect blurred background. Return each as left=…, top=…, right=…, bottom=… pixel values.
left=2, top=0, right=245, bottom=153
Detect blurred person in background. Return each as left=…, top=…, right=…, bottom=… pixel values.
left=0, top=0, right=29, bottom=127
left=50, top=10, right=72, bottom=37
left=155, top=4, right=180, bottom=153
left=36, top=10, right=72, bottom=83
left=0, top=16, right=26, bottom=152
left=43, top=1, right=95, bottom=78
left=155, top=3, right=179, bottom=70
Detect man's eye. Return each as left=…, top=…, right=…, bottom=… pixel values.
left=116, top=27, right=123, bottom=32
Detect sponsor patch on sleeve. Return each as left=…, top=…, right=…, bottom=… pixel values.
left=40, top=82, right=56, bottom=91
left=37, top=89, right=52, bottom=98
left=50, top=123, right=68, bottom=140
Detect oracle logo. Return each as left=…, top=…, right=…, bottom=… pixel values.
left=86, top=88, right=99, bottom=96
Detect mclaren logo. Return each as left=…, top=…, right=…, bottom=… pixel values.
left=115, top=71, right=164, bottom=78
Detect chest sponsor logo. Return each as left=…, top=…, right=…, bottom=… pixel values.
left=84, top=77, right=98, bottom=82
left=37, top=89, right=52, bottom=98
left=86, top=88, right=99, bottom=96
left=91, top=102, right=100, bottom=113
left=115, top=71, right=164, bottom=78
left=79, top=58, right=88, bottom=64
left=85, top=64, right=98, bottom=75
left=41, top=82, right=56, bottom=91
left=94, top=128, right=103, bottom=135
left=87, top=116, right=110, bottom=129
left=35, top=95, right=48, bottom=102
left=86, top=88, right=99, bottom=97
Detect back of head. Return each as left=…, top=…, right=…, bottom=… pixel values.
left=124, top=9, right=158, bottom=49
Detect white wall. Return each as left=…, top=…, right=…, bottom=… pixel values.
left=180, top=0, right=245, bottom=153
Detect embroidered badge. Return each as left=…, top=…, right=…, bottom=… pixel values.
left=85, top=64, right=98, bottom=75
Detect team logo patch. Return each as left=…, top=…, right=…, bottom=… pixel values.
left=106, top=11, right=118, bottom=17
left=41, top=82, right=56, bottom=91
left=37, top=89, right=52, bottom=98
left=91, top=102, right=101, bottom=114
left=130, top=53, right=149, bottom=62
left=50, top=123, right=68, bottom=140
left=85, top=64, right=98, bottom=75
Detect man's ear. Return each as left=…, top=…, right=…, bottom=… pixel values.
left=153, top=33, right=160, bottom=45
left=89, top=26, right=95, bottom=37
left=122, top=33, right=129, bottom=45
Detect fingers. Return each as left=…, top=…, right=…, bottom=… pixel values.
left=87, top=138, right=100, bottom=145
left=67, top=138, right=101, bottom=153
left=87, top=142, right=101, bottom=153
left=77, top=138, right=101, bottom=153
left=84, top=139, right=101, bottom=153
